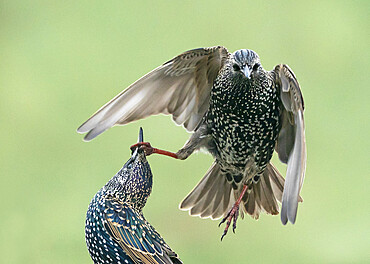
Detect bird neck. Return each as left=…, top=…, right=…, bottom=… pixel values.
left=104, top=161, right=153, bottom=211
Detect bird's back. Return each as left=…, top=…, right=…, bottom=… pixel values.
left=85, top=188, right=136, bottom=263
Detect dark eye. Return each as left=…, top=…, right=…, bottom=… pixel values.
left=253, top=63, right=260, bottom=71
left=233, top=64, right=241, bottom=71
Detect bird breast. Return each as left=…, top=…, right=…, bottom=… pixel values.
left=208, top=73, right=281, bottom=172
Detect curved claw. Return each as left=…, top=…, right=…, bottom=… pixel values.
left=219, top=205, right=240, bottom=241
left=219, top=184, right=248, bottom=241
left=232, top=208, right=239, bottom=233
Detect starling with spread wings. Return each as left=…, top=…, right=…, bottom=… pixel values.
left=79, top=46, right=306, bottom=239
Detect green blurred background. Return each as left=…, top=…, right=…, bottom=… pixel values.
left=1, top=0, right=369, bottom=263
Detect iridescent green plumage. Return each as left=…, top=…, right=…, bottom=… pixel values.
left=85, top=128, right=182, bottom=264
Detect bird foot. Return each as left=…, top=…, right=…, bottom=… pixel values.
left=130, top=142, right=179, bottom=159
left=218, top=203, right=240, bottom=241
left=130, top=142, right=154, bottom=155
left=218, top=184, right=249, bottom=241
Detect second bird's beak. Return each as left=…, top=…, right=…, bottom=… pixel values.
left=131, top=127, right=144, bottom=160
left=243, top=66, right=251, bottom=79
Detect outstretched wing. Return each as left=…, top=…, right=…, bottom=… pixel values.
left=273, top=64, right=306, bottom=225
left=104, top=198, right=182, bottom=264
left=77, top=46, right=230, bottom=141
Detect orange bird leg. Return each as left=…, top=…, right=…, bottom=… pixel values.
left=219, top=184, right=249, bottom=241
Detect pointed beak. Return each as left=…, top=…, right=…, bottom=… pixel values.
left=243, top=66, right=251, bottom=79
left=131, top=127, right=145, bottom=160
left=138, top=127, right=144, bottom=143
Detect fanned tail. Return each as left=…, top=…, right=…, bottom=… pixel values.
left=180, top=162, right=302, bottom=221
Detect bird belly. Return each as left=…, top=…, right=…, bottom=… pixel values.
left=209, top=105, right=280, bottom=186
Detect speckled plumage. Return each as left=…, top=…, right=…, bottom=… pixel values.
left=85, top=128, right=182, bottom=264
left=207, top=59, right=280, bottom=183
left=78, top=46, right=306, bottom=232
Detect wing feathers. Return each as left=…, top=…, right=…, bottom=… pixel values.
left=273, top=64, right=306, bottom=225
left=78, top=46, right=230, bottom=140
left=281, top=110, right=306, bottom=224
left=275, top=110, right=295, bottom=163
left=104, top=200, right=182, bottom=264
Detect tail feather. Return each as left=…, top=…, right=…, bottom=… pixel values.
left=198, top=173, right=229, bottom=218
left=252, top=184, right=262, bottom=211
left=180, top=162, right=220, bottom=210
left=195, top=166, right=227, bottom=216
left=188, top=171, right=220, bottom=216
left=266, top=163, right=285, bottom=203
left=199, top=195, right=218, bottom=218
left=213, top=184, right=234, bottom=219
left=210, top=178, right=227, bottom=212
left=206, top=174, right=235, bottom=219
left=260, top=173, right=279, bottom=214
left=240, top=163, right=284, bottom=219
left=180, top=162, right=234, bottom=220
left=180, top=162, right=302, bottom=221
left=267, top=163, right=303, bottom=204
left=242, top=189, right=256, bottom=219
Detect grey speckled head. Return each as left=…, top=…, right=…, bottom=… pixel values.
left=233, top=49, right=260, bottom=67
left=232, top=49, right=261, bottom=78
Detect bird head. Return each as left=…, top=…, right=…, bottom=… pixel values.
left=123, top=128, right=151, bottom=183
left=232, top=49, right=262, bottom=79
left=129, top=127, right=146, bottom=163
left=107, top=127, right=153, bottom=209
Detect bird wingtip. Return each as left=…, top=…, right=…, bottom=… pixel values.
left=281, top=201, right=298, bottom=225
left=288, top=208, right=298, bottom=224
left=76, top=121, right=90, bottom=134
left=83, top=129, right=103, bottom=142
left=280, top=201, right=288, bottom=225
left=178, top=201, right=189, bottom=210
left=280, top=213, right=288, bottom=225
left=76, top=127, right=85, bottom=134
left=82, top=135, right=92, bottom=142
